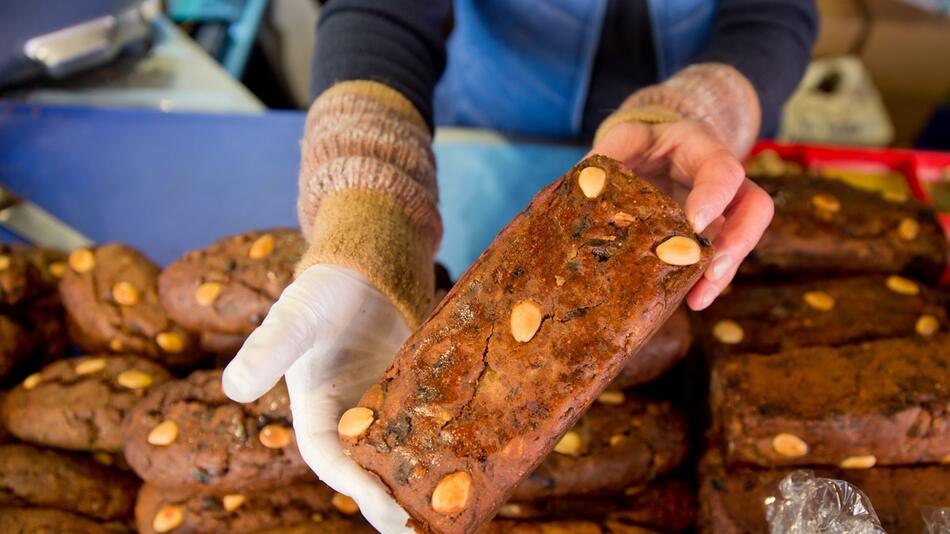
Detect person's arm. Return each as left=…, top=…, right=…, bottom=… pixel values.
left=298, top=0, right=452, bottom=328
left=592, top=1, right=817, bottom=310
left=693, top=0, right=818, bottom=139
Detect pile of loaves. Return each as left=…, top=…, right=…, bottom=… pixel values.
left=0, top=167, right=947, bottom=533
left=0, top=228, right=694, bottom=533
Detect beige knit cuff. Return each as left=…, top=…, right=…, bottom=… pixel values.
left=296, top=189, right=434, bottom=329
left=616, top=63, right=762, bottom=157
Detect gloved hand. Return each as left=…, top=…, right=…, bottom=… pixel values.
left=592, top=63, right=774, bottom=311
left=222, top=264, right=414, bottom=534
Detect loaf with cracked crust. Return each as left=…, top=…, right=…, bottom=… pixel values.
left=158, top=229, right=305, bottom=336
left=2, top=355, right=172, bottom=452
left=60, top=243, right=203, bottom=368
left=501, top=478, right=695, bottom=533
left=698, top=450, right=950, bottom=534
left=135, top=479, right=369, bottom=534
left=699, top=275, right=948, bottom=360
left=511, top=393, right=687, bottom=501
left=0, top=443, right=138, bottom=522
left=340, top=155, right=712, bottom=534
left=123, top=369, right=308, bottom=491
left=741, top=175, right=947, bottom=282
left=711, top=333, right=950, bottom=468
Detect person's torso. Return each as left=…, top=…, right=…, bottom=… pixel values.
left=433, top=0, right=716, bottom=140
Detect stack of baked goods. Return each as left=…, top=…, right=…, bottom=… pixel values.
left=698, top=172, right=950, bottom=532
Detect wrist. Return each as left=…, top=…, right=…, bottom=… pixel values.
left=614, top=63, right=761, bottom=157
left=296, top=189, right=435, bottom=329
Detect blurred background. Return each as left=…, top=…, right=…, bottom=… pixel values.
left=0, top=0, right=947, bottom=148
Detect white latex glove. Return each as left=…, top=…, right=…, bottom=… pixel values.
left=222, top=264, right=414, bottom=534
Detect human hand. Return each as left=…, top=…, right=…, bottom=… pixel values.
left=591, top=118, right=774, bottom=310
left=222, top=265, right=415, bottom=534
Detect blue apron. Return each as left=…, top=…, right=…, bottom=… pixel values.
left=433, top=0, right=716, bottom=138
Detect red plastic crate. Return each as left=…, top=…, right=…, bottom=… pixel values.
left=749, top=141, right=950, bottom=284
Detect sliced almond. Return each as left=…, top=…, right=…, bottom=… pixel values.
left=882, top=190, right=908, bottom=203
left=195, top=282, right=223, bottom=306
left=249, top=233, right=275, bottom=259
left=148, top=420, right=180, bottom=446
left=331, top=493, right=360, bottom=515
left=22, top=372, right=42, bottom=390
left=578, top=166, right=607, bottom=198
left=897, top=218, right=920, bottom=241
left=655, top=236, right=701, bottom=266
left=68, top=248, right=96, bottom=273
left=497, top=504, right=523, bottom=518
left=712, top=320, right=744, bottom=345
left=259, top=424, right=291, bottom=449
left=222, top=494, right=247, bottom=512
left=510, top=300, right=543, bottom=342
left=92, top=452, right=113, bottom=466
left=431, top=471, right=472, bottom=514
left=156, top=332, right=185, bottom=354
left=553, top=430, right=582, bottom=456
left=597, top=391, right=625, bottom=405
left=772, top=433, right=809, bottom=458
left=117, top=369, right=153, bottom=389
left=152, top=504, right=184, bottom=533
left=803, top=291, right=835, bottom=311
left=112, top=281, right=139, bottom=306
left=0, top=255, right=10, bottom=272
left=886, top=275, right=919, bottom=296
left=75, top=358, right=107, bottom=375
left=338, top=407, right=375, bottom=439
left=612, top=211, right=636, bottom=227
left=839, top=455, right=876, bottom=469
left=811, top=193, right=841, bottom=213
left=916, top=315, right=939, bottom=337
left=48, top=261, right=66, bottom=278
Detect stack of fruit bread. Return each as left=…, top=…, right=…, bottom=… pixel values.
left=0, top=154, right=948, bottom=533
left=0, top=224, right=700, bottom=533
left=699, top=174, right=950, bottom=532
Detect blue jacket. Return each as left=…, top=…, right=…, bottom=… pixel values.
left=311, top=0, right=817, bottom=139
left=434, top=0, right=714, bottom=138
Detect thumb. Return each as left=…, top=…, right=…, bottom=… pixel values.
left=587, top=120, right=654, bottom=168
left=221, top=281, right=321, bottom=402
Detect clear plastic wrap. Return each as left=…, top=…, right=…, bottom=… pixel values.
left=923, top=507, right=950, bottom=534
left=765, top=471, right=886, bottom=534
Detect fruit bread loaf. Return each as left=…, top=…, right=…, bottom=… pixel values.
left=135, top=479, right=369, bottom=534
left=0, top=507, right=114, bottom=534
left=711, top=333, right=950, bottom=468
left=158, top=229, right=305, bottom=336
left=741, top=175, right=947, bottom=282
left=339, top=155, right=712, bottom=534
left=0, top=443, right=138, bottom=522
left=501, top=478, right=695, bottom=533
left=611, top=306, right=691, bottom=389
left=60, top=243, right=203, bottom=368
left=698, top=450, right=950, bottom=534
left=511, top=392, right=687, bottom=501
left=2, top=355, right=172, bottom=452
left=699, top=275, right=947, bottom=359
left=123, top=369, right=309, bottom=491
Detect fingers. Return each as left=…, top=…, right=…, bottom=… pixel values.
left=222, top=284, right=321, bottom=402
left=587, top=121, right=654, bottom=169
left=688, top=180, right=774, bottom=310
left=285, top=360, right=412, bottom=534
